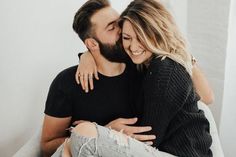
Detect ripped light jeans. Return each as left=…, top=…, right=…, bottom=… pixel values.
left=52, top=122, right=176, bottom=157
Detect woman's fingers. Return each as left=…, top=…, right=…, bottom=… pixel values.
left=75, top=71, right=80, bottom=85
left=84, top=74, right=89, bottom=92
left=79, top=72, right=95, bottom=92
left=89, top=73, right=94, bottom=90
left=94, top=67, right=99, bottom=80
left=80, top=73, right=85, bottom=90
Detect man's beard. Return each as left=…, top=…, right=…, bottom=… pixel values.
left=96, top=38, right=129, bottom=63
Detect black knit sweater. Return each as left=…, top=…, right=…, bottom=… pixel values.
left=137, top=57, right=212, bottom=157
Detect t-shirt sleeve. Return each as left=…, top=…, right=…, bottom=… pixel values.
left=44, top=72, right=72, bottom=117
left=140, top=59, right=192, bottom=147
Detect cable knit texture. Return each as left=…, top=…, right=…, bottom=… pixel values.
left=138, top=57, right=212, bottom=157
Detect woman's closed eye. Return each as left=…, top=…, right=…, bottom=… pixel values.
left=122, top=36, right=131, bottom=40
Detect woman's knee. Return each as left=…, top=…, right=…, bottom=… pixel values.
left=73, top=122, right=98, bottom=138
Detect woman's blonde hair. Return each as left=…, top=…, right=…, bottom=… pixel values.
left=119, top=0, right=192, bottom=75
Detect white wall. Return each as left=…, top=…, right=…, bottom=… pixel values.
left=187, top=0, right=231, bottom=127
left=0, top=0, right=87, bottom=156
left=220, top=0, right=236, bottom=156
left=187, top=0, right=236, bottom=156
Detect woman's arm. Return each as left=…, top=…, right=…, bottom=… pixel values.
left=139, top=58, right=193, bottom=147
left=191, top=64, right=214, bottom=105
left=76, top=51, right=98, bottom=92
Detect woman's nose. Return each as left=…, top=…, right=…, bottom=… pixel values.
left=129, top=40, right=139, bottom=52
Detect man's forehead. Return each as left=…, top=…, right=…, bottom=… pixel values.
left=91, top=7, right=120, bottom=28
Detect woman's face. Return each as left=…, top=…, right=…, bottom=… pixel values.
left=122, top=20, right=153, bottom=64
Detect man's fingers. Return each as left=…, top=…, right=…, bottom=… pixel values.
left=132, top=134, right=156, bottom=141
left=89, top=73, right=94, bottom=90
left=144, top=141, right=153, bottom=146
left=73, top=120, right=87, bottom=126
left=121, top=117, right=138, bottom=125
left=127, top=126, right=152, bottom=134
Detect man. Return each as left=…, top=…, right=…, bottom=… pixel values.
left=40, top=0, right=155, bottom=156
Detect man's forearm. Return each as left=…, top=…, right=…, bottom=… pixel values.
left=42, top=137, right=67, bottom=157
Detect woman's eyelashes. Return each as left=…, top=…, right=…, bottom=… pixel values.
left=122, top=36, right=131, bottom=40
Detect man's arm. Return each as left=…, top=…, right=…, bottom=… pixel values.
left=192, top=64, right=214, bottom=105
left=73, top=118, right=156, bottom=145
left=40, top=115, right=71, bottom=157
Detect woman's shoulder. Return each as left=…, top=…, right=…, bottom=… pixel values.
left=149, top=56, right=177, bottom=72
left=148, top=56, right=190, bottom=80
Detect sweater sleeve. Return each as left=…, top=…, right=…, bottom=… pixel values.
left=140, top=58, right=192, bottom=147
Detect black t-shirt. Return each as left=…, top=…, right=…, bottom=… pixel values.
left=44, top=64, right=137, bottom=126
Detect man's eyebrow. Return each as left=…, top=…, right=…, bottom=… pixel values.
left=105, top=20, right=116, bottom=29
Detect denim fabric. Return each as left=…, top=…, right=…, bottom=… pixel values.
left=52, top=123, right=176, bottom=157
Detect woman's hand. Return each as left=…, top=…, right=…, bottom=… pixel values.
left=76, top=51, right=99, bottom=93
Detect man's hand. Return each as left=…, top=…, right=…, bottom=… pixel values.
left=76, top=51, right=99, bottom=93
left=106, top=118, right=156, bottom=145
left=72, top=120, right=88, bottom=126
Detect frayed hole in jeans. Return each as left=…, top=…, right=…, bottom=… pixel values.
left=108, top=129, right=129, bottom=147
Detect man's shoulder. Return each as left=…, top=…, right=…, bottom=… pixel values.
left=51, top=65, right=78, bottom=88
left=57, top=65, right=78, bottom=79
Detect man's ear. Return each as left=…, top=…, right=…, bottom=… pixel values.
left=85, top=38, right=99, bottom=51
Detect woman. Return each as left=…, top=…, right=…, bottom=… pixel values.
left=53, top=0, right=212, bottom=156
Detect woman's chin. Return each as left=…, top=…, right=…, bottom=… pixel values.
left=130, top=57, right=144, bottom=64
left=127, top=51, right=150, bottom=64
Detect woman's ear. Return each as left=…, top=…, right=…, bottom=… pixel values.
left=85, top=38, right=99, bottom=51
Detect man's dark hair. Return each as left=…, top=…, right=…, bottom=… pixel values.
left=73, top=0, right=110, bottom=41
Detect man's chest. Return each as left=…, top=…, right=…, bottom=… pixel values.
left=70, top=83, right=133, bottom=125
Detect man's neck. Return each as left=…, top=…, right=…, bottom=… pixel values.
left=92, top=52, right=126, bottom=77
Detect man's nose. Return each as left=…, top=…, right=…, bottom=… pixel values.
left=115, top=27, right=121, bottom=41
left=117, top=27, right=121, bottom=35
